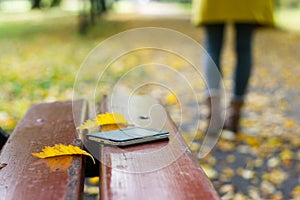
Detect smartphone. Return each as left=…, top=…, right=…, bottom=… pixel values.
left=85, top=127, right=170, bottom=147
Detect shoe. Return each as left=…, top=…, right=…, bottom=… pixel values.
left=224, top=100, right=244, bottom=133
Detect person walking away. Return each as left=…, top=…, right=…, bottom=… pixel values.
left=191, top=0, right=274, bottom=133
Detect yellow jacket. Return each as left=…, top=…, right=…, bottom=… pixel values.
left=191, top=0, right=274, bottom=26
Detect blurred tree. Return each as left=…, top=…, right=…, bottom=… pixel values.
left=31, top=0, right=62, bottom=9
left=50, top=0, right=62, bottom=7
left=156, top=0, right=191, bottom=2
left=91, top=0, right=107, bottom=24
left=79, top=0, right=108, bottom=34
left=31, top=0, right=41, bottom=9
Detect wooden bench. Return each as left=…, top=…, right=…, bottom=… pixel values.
left=0, top=96, right=220, bottom=200
left=98, top=95, right=220, bottom=200
left=0, top=100, right=87, bottom=200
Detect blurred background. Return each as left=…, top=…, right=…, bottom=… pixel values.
left=1, top=0, right=300, bottom=199
left=1, top=0, right=299, bottom=132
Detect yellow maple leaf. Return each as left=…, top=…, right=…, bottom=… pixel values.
left=32, top=144, right=95, bottom=164
left=77, top=119, right=98, bottom=130
left=236, top=133, right=260, bottom=147
left=77, top=112, right=129, bottom=130
left=101, top=124, right=128, bottom=132
left=35, top=156, right=73, bottom=172
left=96, top=112, right=128, bottom=126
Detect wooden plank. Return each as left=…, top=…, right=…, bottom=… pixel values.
left=99, top=95, right=220, bottom=200
left=0, top=100, right=87, bottom=200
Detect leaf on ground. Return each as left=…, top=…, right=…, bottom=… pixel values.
left=262, top=168, right=288, bottom=187
left=32, top=144, right=95, bottom=164
left=280, top=149, right=294, bottom=160
left=88, top=177, right=100, bottom=185
left=292, top=185, right=300, bottom=198
left=164, top=92, right=178, bottom=105
left=280, top=149, right=294, bottom=167
left=217, top=139, right=236, bottom=152
left=261, top=180, right=276, bottom=196
left=236, top=133, right=260, bottom=147
left=237, top=168, right=255, bottom=180
left=267, top=157, right=280, bottom=168
left=200, top=164, right=218, bottom=179
left=219, top=167, right=235, bottom=183
left=284, top=118, right=298, bottom=129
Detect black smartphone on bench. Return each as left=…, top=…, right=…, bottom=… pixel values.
left=85, top=127, right=170, bottom=147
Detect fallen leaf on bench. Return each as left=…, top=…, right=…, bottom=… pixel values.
left=77, top=119, right=98, bottom=130
left=98, top=112, right=129, bottom=131
left=35, top=156, right=73, bottom=172
left=96, top=112, right=128, bottom=126
left=32, top=144, right=95, bottom=164
left=101, top=124, right=128, bottom=132
left=77, top=112, right=129, bottom=130
left=0, top=163, right=7, bottom=169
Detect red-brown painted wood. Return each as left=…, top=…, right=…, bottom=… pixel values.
left=99, top=95, right=220, bottom=200
left=0, top=100, right=87, bottom=200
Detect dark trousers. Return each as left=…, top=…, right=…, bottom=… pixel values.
left=204, top=23, right=255, bottom=100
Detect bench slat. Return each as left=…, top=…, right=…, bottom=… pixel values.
left=99, top=95, right=220, bottom=200
left=0, top=100, right=87, bottom=200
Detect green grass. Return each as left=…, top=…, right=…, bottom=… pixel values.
left=0, top=9, right=143, bottom=133
left=0, top=13, right=104, bottom=132
left=1, top=5, right=300, bottom=133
